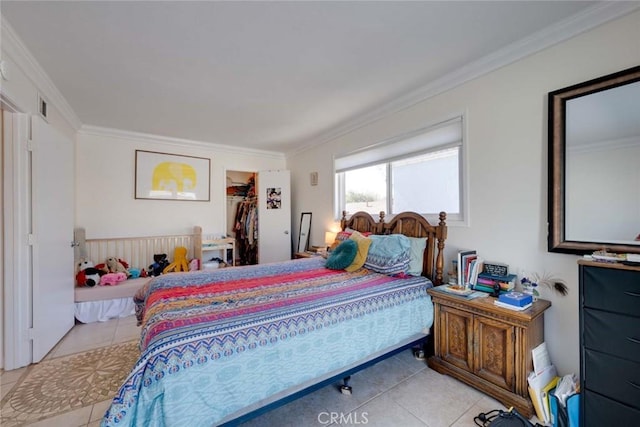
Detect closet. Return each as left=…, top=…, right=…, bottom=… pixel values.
left=226, top=170, right=291, bottom=265
left=227, top=171, right=258, bottom=265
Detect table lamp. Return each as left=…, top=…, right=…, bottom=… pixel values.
left=324, top=231, right=337, bottom=252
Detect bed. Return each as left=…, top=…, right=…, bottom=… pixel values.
left=102, top=211, right=447, bottom=426
left=74, top=226, right=213, bottom=323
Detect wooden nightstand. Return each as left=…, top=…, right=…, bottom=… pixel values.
left=426, top=289, right=551, bottom=418
left=293, top=251, right=324, bottom=259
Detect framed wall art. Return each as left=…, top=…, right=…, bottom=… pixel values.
left=135, top=150, right=211, bottom=201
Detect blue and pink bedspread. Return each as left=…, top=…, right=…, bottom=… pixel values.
left=102, top=257, right=434, bottom=426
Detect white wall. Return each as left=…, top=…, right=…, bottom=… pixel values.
left=287, top=11, right=640, bottom=377
left=75, top=129, right=285, bottom=238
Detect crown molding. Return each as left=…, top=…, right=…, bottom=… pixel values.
left=78, top=125, right=286, bottom=159
left=288, top=2, right=640, bottom=157
left=0, top=17, right=82, bottom=130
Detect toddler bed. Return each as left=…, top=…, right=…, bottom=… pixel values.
left=74, top=226, right=209, bottom=323
left=102, top=211, right=447, bottom=426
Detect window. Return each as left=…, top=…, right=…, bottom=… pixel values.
left=334, top=116, right=465, bottom=223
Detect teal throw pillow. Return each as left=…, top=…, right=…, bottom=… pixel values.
left=325, top=239, right=358, bottom=270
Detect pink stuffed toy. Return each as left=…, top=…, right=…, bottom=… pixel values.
left=100, top=272, right=127, bottom=286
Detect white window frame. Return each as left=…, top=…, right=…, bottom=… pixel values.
left=334, top=115, right=468, bottom=227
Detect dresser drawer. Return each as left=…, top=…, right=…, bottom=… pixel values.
left=584, top=389, right=640, bottom=427
left=582, top=266, right=640, bottom=316
left=584, top=349, right=640, bottom=409
left=583, top=309, right=640, bottom=362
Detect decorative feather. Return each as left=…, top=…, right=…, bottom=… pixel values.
left=527, top=271, right=569, bottom=296
left=553, top=281, right=569, bottom=296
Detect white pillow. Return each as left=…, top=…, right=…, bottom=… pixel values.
left=407, top=237, right=427, bottom=276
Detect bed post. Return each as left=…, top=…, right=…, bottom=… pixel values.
left=434, top=212, right=447, bottom=285
left=194, top=226, right=203, bottom=269
left=378, top=211, right=386, bottom=234
left=340, top=211, right=348, bottom=231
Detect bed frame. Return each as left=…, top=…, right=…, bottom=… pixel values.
left=220, top=210, right=447, bottom=426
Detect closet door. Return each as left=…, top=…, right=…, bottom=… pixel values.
left=256, top=170, right=291, bottom=263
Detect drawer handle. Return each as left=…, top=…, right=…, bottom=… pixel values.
left=627, top=337, right=640, bottom=345
left=628, top=381, right=640, bottom=391
left=623, top=291, right=640, bottom=297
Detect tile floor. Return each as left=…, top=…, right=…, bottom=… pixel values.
left=1, top=316, right=527, bottom=427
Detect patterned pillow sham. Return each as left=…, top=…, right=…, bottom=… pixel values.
left=335, top=229, right=372, bottom=241
left=364, top=234, right=411, bottom=275
left=332, top=229, right=372, bottom=252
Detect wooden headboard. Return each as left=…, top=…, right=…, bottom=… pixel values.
left=341, top=210, right=447, bottom=285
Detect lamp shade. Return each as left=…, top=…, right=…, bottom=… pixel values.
left=325, top=231, right=337, bottom=246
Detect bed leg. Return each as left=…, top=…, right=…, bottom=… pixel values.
left=412, top=336, right=433, bottom=361
left=340, top=376, right=352, bottom=395
left=412, top=346, right=425, bottom=360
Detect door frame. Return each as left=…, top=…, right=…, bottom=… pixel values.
left=2, top=95, right=32, bottom=370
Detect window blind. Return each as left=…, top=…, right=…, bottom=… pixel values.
left=334, top=116, right=462, bottom=173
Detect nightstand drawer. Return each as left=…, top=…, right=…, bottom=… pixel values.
left=583, top=309, right=640, bottom=362
left=583, top=267, right=640, bottom=316
left=584, top=390, right=640, bottom=426
left=584, top=349, right=640, bottom=409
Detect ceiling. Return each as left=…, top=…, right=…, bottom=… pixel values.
left=0, top=1, right=611, bottom=153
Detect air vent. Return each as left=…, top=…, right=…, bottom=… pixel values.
left=38, top=93, right=48, bottom=120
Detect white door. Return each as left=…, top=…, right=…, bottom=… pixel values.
left=31, top=116, right=75, bottom=362
left=257, top=170, right=291, bottom=263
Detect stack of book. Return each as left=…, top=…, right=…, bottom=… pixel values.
left=494, top=291, right=533, bottom=311
left=473, top=271, right=517, bottom=294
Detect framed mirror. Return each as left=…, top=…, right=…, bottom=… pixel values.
left=548, top=65, right=640, bottom=255
left=297, top=212, right=312, bottom=253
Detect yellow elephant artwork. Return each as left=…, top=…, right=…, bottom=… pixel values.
left=151, top=162, right=197, bottom=197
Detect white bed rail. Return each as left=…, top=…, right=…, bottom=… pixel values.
left=74, top=226, right=203, bottom=271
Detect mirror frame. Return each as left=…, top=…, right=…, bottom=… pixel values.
left=297, top=212, right=312, bottom=253
left=548, top=65, right=640, bottom=255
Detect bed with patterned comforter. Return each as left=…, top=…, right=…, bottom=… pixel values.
left=102, top=257, right=434, bottom=427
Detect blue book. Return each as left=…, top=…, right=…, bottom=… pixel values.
left=498, top=291, right=533, bottom=307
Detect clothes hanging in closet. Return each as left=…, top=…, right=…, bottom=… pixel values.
left=234, top=198, right=258, bottom=265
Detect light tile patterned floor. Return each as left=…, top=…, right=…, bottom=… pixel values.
left=1, top=316, right=522, bottom=426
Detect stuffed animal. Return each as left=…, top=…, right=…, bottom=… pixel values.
left=163, top=246, right=189, bottom=273
left=106, top=257, right=131, bottom=277
left=76, top=259, right=101, bottom=287
left=100, top=272, right=127, bottom=286
left=149, top=254, right=169, bottom=276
